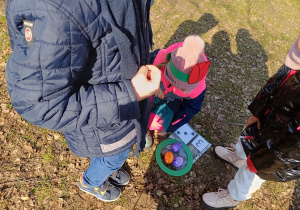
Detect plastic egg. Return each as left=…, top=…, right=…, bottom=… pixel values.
left=164, top=151, right=174, bottom=164
left=171, top=142, right=182, bottom=153
left=173, top=157, right=184, bottom=168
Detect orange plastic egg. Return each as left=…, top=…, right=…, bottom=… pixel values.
left=164, top=151, right=174, bottom=164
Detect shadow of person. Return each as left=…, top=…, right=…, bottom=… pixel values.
left=164, top=13, right=219, bottom=48
left=290, top=179, right=300, bottom=209
left=135, top=13, right=273, bottom=210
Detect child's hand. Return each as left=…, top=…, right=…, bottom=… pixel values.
left=246, top=115, right=261, bottom=129
left=131, top=65, right=161, bottom=101
left=154, top=88, right=165, bottom=99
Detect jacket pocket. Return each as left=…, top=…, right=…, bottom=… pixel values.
left=94, top=120, right=136, bottom=153
left=80, top=125, right=101, bottom=153
left=41, top=86, right=72, bottom=102
left=265, top=107, right=291, bottom=129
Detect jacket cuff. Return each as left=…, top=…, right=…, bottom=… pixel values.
left=119, top=80, right=140, bottom=121
left=247, top=155, right=257, bottom=173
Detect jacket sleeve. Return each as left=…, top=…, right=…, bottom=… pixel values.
left=5, top=0, right=140, bottom=132
left=248, top=65, right=291, bottom=118
left=167, top=89, right=206, bottom=132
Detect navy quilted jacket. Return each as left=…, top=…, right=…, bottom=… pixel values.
left=5, top=0, right=153, bottom=157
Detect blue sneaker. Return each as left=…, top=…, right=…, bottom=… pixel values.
left=78, top=175, right=121, bottom=202
left=109, top=168, right=130, bottom=186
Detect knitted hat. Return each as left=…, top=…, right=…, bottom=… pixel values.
left=164, top=35, right=210, bottom=91
left=285, top=35, right=300, bottom=70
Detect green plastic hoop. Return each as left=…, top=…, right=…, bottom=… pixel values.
left=155, top=139, right=193, bottom=176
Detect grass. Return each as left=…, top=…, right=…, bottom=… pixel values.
left=58, top=158, right=69, bottom=167
left=60, top=138, right=68, bottom=148
left=57, top=174, right=70, bottom=197
left=42, top=146, right=55, bottom=162
left=171, top=194, right=181, bottom=203
left=137, top=150, right=153, bottom=165
left=37, top=177, right=53, bottom=207
left=28, top=186, right=37, bottom=197
left=151, top=0, right=300, bottom=74
left=244, top=200, right=254, bottom=210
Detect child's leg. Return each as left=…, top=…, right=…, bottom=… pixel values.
left=228, top=164, right=265, bottom=201
left=235, top=139, right=247, bottom=160
left=82, top=148, right=131, bottom=187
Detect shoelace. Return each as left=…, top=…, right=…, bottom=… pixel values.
left=224, top=143, right=240, bottom=162
left=115, top=170, right=121, bottom=180
left=110, top=170, right=121, bottom=180
left=96, top=178, right=111, bottom=195
left=217, top=188, right=230, bottom=199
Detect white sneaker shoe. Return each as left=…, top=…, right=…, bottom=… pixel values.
left=213, top=144, right=246, bottom=169
left=144, top=130, right=154, bottom=151
left=202, top=188, right=239, bottom=209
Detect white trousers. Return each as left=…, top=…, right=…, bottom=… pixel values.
left=227, top=140, right=266, bottom=201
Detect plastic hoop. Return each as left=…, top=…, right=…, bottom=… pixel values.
left=155, top=139, right=193, bottom=176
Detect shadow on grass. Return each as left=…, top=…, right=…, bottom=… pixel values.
left=290, top=179, right=300, bottom=210
left=135, top=12, right=300, bottom=210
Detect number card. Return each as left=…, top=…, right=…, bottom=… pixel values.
left=174, top=123, right=197, bottom=144
left=191, top=135, right=210, bottom=152
left=170, top=123, right=211, bottom=163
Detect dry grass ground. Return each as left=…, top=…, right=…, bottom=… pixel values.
left=0, top=0, right=300, bottom=209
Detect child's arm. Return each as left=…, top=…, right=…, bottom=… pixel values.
left=154, top=88, right=165, bottom=99
left=248, top=64, right=292, bottom=120
left=245, top=115, right=261, bottom=129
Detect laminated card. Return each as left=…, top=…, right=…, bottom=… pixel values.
left=169, top=123, right=211, bottom=163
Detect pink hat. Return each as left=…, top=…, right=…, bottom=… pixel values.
left=285, top=35, right=300, bottom=70
left=164, top=35, right=210, bottom=91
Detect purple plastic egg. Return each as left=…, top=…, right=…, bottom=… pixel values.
left=171, top=142, right=182, bottom=153
left=173, top=157, right=184, bottom=168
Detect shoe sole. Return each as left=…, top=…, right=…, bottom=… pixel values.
left=201, top=197, right=238, bottom=210
left=78, top=184, right=121, bottom=202
left=212, top=146, right=238, bottom=170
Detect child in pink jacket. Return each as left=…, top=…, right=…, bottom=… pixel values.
left=145, top=35, right=211, bottom=149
